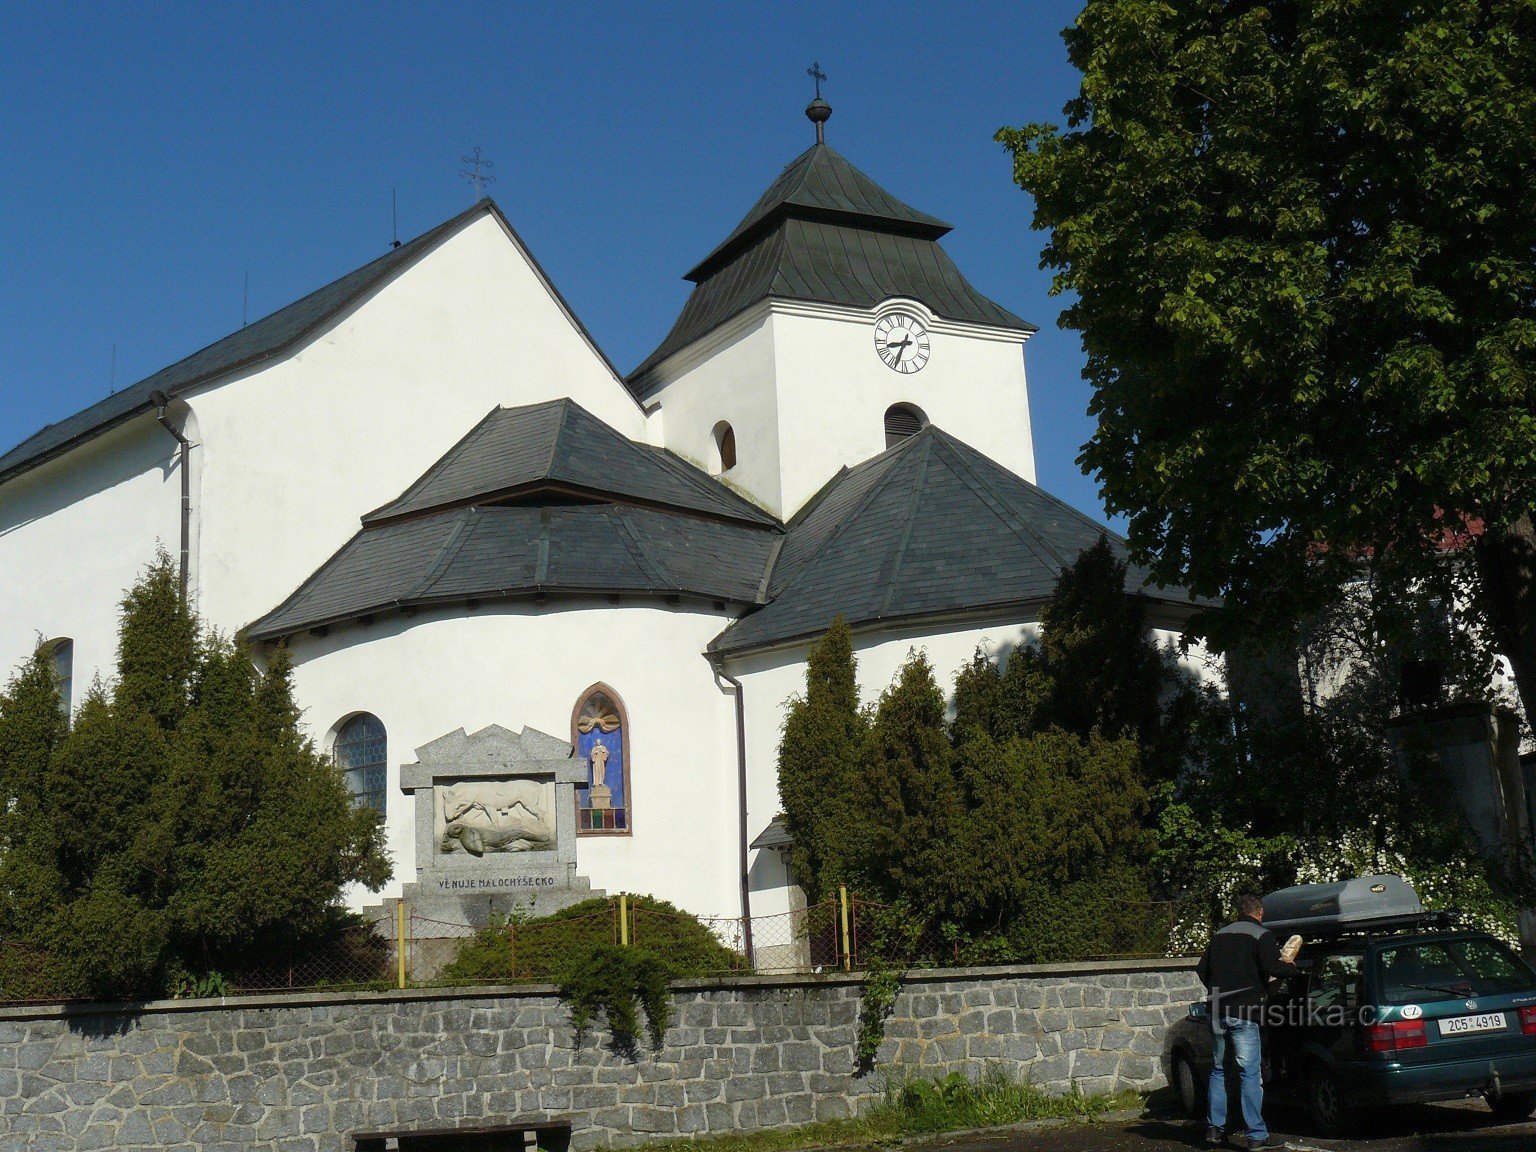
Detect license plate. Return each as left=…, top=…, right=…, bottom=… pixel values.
left=1438, top=1012, right=1507, bottom=1037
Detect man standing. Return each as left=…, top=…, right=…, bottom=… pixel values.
left=1197, top=893, right=1300, bottom=1149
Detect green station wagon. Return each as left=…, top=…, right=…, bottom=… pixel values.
left=1164, top=877, right=1536, bottom=1135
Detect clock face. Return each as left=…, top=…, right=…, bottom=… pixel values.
left=874, top=312, right=931, bottom=374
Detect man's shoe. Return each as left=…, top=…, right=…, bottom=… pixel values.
left=1204, top=1127, right=1226, bottom=1147
left=1241, top=1138, right=1288, bottom=1150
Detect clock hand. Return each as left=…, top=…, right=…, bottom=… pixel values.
left=889, top=338, right=912, bottom=362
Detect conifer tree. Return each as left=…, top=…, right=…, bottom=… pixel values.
left=1036, top=537, right=1166, bottom=744
left=777, top=618, right=871, bottom=902
left=864, top=652, right=968, bottom=916
left=0, top=554, right=390, bottom=999
left=0, top=648, right=68, bottom=940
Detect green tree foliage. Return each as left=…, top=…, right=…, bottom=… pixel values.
left=998, top=1, right=1536, bottom=727
left=776, top=618, right=872, bottom=902
left=0, top=555, right=390, bottom=999
left=864, top=653, right=968, bottom=917
left=1156, top=574, right=1525, bottom=946
left=779, top=544, right=1177, bottom=963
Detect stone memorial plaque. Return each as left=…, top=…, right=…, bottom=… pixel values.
left=390, top=724, right=601, bottom=928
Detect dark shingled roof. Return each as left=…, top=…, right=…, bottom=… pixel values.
left=246, top=504, right=780, bottom=640
left=247, top=399, right=783, bottom=639
left=247, top=410, right=1210, bottom=646
left=628, top=145, right=1033, bottom=389
left=709, top=425, right=1208, bottom=655
left=686, top=143, right=951, bottom=281
left=0, top=199, right=627, bottom=486
left=365, top=398, right=775, bottom=529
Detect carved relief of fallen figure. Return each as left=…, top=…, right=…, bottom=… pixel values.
left=440, top=798, right=554, bottom=856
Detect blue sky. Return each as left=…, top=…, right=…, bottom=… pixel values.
left=1, top=1, right=1111, bottom=522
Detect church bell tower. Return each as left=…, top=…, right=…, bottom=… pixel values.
left=627, top=87, right=1038, bottom=519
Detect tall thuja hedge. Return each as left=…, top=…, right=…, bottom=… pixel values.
left=0, top=556, right=390, bottom=999
left=777, top=539, right=1182, bottom=962
left=777, top=618, right=872, bottom=903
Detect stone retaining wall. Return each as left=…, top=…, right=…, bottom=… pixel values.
left=0, top=958, right=1202, bottom=1151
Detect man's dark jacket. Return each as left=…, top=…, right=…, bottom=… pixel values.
left=1197, top=915, right=1299, bottom=1021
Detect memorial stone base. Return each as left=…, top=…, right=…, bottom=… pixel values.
left=367, top=724, right=604, bottom=970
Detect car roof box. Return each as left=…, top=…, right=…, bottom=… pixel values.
left=1263, top=875, right=1423, bottom=935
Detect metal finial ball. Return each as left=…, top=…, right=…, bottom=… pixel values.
left=805, top=97, right=832, bottom=125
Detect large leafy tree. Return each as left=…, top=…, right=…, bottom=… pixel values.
left=0, top=556, right=390, bottom=999
left=999, top=1, right=1536, bottom=721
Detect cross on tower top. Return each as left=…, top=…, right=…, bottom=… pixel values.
left=805, top=63, right=832, bottom=144
left=807, top=61, right=827, bottom=100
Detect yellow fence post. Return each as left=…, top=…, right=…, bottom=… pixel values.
left=838, top=885, right=852, bottom=971
left=396, top=901, right=408, bottom=990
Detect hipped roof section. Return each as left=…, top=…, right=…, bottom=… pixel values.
left=247, top=398, right=782, bottom=640
left=710, top=425, right=1212, bottom=655
left=628, top=144, right=1033, bottom=389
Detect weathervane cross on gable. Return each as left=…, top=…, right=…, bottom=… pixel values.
left=460, top=147, right=497, bottom=199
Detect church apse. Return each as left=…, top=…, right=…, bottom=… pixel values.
left=573, top=685, right=630, bottom=834
left=393, top=723, right=598, bottom=927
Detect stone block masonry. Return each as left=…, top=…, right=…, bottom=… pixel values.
left=0, top=958, right=1202, bottom=1150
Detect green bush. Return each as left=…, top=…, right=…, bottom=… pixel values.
left=440, top=895, right=738, bottom=1053
left=561, top=943, right=674, bottom=1055
left=440, top=895, right=737, bottom=985
left=0, top=554, right=391, bottom=1001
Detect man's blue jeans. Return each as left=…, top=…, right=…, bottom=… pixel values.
left=1209, top=1015, right=1267, bottom=1141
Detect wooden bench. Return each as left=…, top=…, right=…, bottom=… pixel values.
left=352, top=1116, right=574, bottom=1152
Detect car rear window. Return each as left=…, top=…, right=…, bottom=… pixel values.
left=1376, top=937, right=1536, bottom=1005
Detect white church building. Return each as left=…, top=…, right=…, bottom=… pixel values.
left=0, top=103, right=1208, bottom=941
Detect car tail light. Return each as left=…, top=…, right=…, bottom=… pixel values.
left=1366, top=1020, right=1428, bottom=1052
left=1519, top=1006, right=1536, bottom=1036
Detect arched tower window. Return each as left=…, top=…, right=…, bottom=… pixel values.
left=572, top=685, right=631, bottom=834
left=884, top=403, right=928, bottom=449
left=333, top=713, right=387, bottom=816
left=44, top=638, right=73, bottom=719
left=712, top=421, right=737, bottom=474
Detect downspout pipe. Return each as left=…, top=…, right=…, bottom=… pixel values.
left=149, top=391, right=192, bottom=602
left=709, top=652, right=754, bottom=963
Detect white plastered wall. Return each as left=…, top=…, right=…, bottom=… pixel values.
left=190, top=211, right=643, bottom=633
left=281, top=601, right=745, bottom=920
left=0, top=417, right=183, bottom=702
left=0, top=209, right=643, bottom=684
left=771, top=302, right=1035, bottom=516
left=639, top=299, right=1035, bottom=521
left=636, top=311, right=784, bottom=514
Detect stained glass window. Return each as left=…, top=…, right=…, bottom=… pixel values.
left=334, top=713, right=387, bottom=816
left=574, top=688, right=629, bottom=834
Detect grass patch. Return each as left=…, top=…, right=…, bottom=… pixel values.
left=877, top=1069, right=1139, bottom=1133
left=638, top=1070, right=1142, bottom=1152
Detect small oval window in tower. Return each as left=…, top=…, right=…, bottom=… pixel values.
left=713, top=421, right=737, bottom=473
left=884, top=403, right=928, bottom=449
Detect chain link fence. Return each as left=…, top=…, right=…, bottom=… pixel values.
left=0, top=890, right=1202, bottom=1004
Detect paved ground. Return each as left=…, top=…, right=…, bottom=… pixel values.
left=903, top=1100, right=1536, bottom=1152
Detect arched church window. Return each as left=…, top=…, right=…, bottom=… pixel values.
left=44, top=638, right=73, bottom=719
left=334, top=713, right=387, bottom=816
left=713, top=422, right=737, bottom=474
left=884, top=403, right=928, bottom=449
left=573, top=685, right=630, bottom=834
